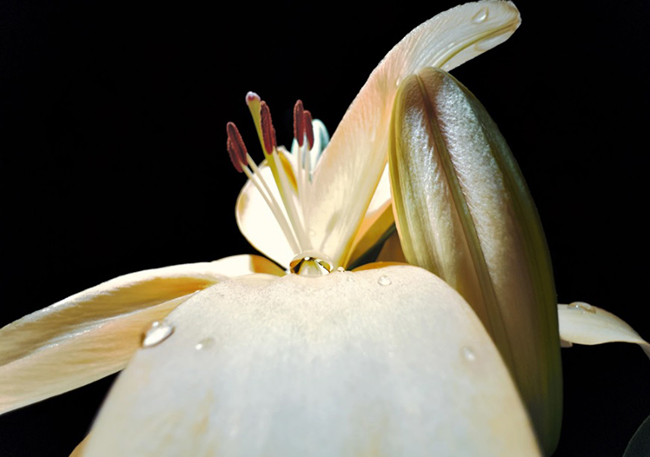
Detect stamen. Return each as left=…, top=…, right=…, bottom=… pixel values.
left=229, top=93, right=318, bottom=260
left=226, top=122, right=246, bottom=173
left=293, top=100, right=305, bottom=147
left=304, top=110, right=314, bottom=150
left=260, top=102, right=277, bottom=154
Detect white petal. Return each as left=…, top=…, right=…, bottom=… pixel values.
left=236, top=162, right=295, bottom=269
left=82, top=265, right=540, bottom=456
left=558, top=302, right=650, bottom=357
left=307, top=1, right=521, bottom=267
left=0, top=255, right=282, bottom=414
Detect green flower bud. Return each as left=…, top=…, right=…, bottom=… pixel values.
left=389, top=67, right=562, bottom=454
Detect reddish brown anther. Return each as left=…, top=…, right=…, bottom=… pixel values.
left=226, top=122, right=247, bottom=173
left=260, top=101, right=277, bottom=154
left=304, top=110, right=314, bottom=149
left=293, top=100, right=305, bottom=147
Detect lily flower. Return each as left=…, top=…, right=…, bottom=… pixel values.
left=1, top=1, right=647, bottom=456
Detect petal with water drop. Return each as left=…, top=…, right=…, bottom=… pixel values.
left=0, top=255, right=282, bottom=414
left=558, top=303, right=650, bottom=358
left=307, top=1, right=521, bottom=267
left=81, top=265, right=540, bottom=456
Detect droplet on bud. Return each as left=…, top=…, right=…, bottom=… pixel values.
left=141, top=320, right=175, bottom=348
left=472, top=8, right=488, bottom=23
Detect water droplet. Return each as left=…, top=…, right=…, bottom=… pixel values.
left=289, top=250, right=333, bottom=276
left=195, top=337, right=215, bottom=351
left=142, top=320, right=174, bottom=348
left=462, top=346, right=476, bottom=362
left=471, top=8, right=488, bottom=23
left=395, top=77, right=402, bottom=88
left=336, top=266, right=346, bottom=273
left=568, top=302, right=597, bottom=314
left=377, top=275, right=392, bottom=286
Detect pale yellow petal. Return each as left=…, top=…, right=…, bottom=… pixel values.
left=70, top=434, right=90, bottom=457
left=82, top=266, right=540, bottom=456
left=388, top=67, right=561, bottom=452
left=347, top=166, right=395, bottom=267
left=236, top=162, right=295, bottom=269
left=558, top=302, right=650, bottom=357
left=0, top=255, right=282, bottom=414
left=307, top=1, right=521, bottom=267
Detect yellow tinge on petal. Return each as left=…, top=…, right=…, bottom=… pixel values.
left=388, top=67, right=561, bottom=453
left=80, top=266, right=541, bottom=456
left=0, top=255, right=283, bottom=415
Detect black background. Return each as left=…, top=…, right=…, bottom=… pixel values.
left=1, top=1, right=648, bottom=455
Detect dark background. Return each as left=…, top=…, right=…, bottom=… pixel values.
left=1, top=1, right=648, bottom=455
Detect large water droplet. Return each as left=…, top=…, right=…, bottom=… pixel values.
left=195, top=337, right=215, bottom=351
left=377, top=275, right=392, bottom=286
left=142, top=320, right=175, bottom=348
left=462, top=346, right=476, bottom=362
left=289, top=250, right=333, bottom=276
left=471, top=8, right=488, bottom=23
left=568, top=302, right=597, bottom=314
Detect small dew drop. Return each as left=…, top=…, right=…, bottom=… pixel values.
left=377, top=275, right=392, bottom=286
left=568, top=302, right=597, bottom=314
left=462, top=346, right=476, bottom=362
left=142, top=320, right=175, bottom=348
left=471, top=8, right=488, bottom=23
left=336, top=266, right=346, bottom=273
left=195, top=337, right=215, bottom=351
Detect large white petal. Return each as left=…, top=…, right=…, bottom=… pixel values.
left=0, top=255, right=283, bottom=414
left=308, top=1, right=521, bottom=267
left=82, top=265, right=540, bottom=456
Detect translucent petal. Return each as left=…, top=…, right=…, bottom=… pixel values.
left=236, top=161, right=295, bottom=269
left=307, top=1, right=521, bottom=267
left=238, top=161, right=395, bottom=269
left=558, top=302, right=650, bottom=358
left=388, top=67, right=561, bottom=453
left=81, top=265, right=540, bottom=456
left=347, top=166, right=394, bottom=266
left=0, top=255, right=282, bottom=414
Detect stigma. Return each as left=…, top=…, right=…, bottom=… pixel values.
left=226, top=92, right=331, bottom=274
